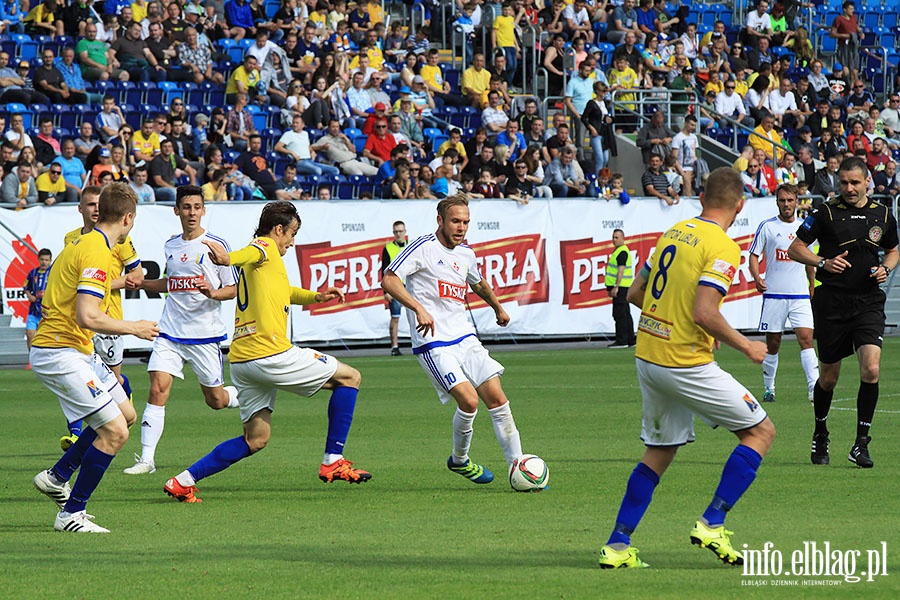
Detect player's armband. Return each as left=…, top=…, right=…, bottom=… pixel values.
left=229, top=245, right=266, bottom=266
left=290, top=287, right=318, bottom=305
left=638, top=261, right=652, bottom=280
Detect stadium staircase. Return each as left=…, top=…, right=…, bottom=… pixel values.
left=0, top=314, right=27, bottom=366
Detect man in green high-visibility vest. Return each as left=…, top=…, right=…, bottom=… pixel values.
left=606, top=228, right=636, bottom=348
left=382, top=220, right=408, bottom=355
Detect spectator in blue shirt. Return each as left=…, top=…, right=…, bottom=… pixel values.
left=0, top=0, right=24, bottom=34
left=495, top=120, right=527, bottom=162
left=51, top=139, right=87, bottom=203
left=55, top=47, right=103, bottom=105
left=225, top=0, right=255, bottom=41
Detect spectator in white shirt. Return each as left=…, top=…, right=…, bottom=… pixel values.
left=745, top=0, right=773, bottom=48
left=715, top=80, right=753, bottom=128
left=768, top=76, right=805, bottom=130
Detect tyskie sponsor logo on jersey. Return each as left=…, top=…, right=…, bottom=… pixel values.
left=438, top=279, right=467, bottom=303
left=295, top=237, right=393, bottom=315
left=167, top=275, right=204, bottom=292
left=467, top=234, right=549, bottom=309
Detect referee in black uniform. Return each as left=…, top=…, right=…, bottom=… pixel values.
left=788, top=156, right=899, bottom=468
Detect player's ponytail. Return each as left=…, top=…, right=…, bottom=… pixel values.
left=254, top=201, right=301, bottom=238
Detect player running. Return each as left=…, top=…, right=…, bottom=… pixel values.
left=123, top=186, right=239, bottom=475
left=31, top=183, right=159, bottom=533
left=381, top=195, right=523, bottom=485
left=598, top=168, right=775, bottom=568
left=163, top=201, right=371, bottom=503
left=748, top=184, right=819, bottom=403
left=59, top=185, right=144, bottom=451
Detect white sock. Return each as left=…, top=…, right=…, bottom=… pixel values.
left=175, top=470, right=195, bottom=487
left=452, top=408, right=477, bottom=465
left=322, top=453, right=343, bottom=465
left=489, top=402, right=523, bottom=466
left=140, top=403, right=166, bottom=464
left=762, top=353, right=778, bottom=391
left=800, top=348, right=819, bottom=392
left=225, top=385, right=240, bottom=408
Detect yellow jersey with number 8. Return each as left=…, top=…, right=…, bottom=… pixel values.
left=33, top=229, right=113, bottom=354
left=636, top=217, right=740, bottom=368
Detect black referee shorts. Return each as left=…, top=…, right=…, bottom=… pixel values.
left=812, top=287, right=886, bottom=364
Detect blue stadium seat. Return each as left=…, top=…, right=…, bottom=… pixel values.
left=223, top=149, right=240, bottom=163
left=5, top=102, right=29, bottom=127
left=353, top=135, right=367, bottom=154
left=264, top=0, right=280, bottom=19
left=228, top=46, right=245, bottom=64
left=883, top=11, right=898, bottom=29
left=344, top=127, right=362, bottom=139
left=422, top=127, right=442, bottom=141
left=864, top=11, right=880, bottom=30
left=215, top=38, right=236, bottom=52
left=54, top=127, right=71, bottom=139
left=819, top=35, right=837, bottom=56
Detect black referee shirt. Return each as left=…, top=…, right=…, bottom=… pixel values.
left=796, top=197, right=899, bottom=292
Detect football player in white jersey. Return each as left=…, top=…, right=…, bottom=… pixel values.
left=123, top=186, right=239, bottom=474
left=382, top=195, right=524, bottom=485
left=748, top=183, right=819, bottom=403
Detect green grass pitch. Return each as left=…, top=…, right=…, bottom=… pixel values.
left=1, top=341, right=898, bottom=599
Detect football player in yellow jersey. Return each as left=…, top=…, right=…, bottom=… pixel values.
left=31, top=183, right=159, bottom=533
left=598, top=168, right=775, bottom=569
left=59, top=186, right=144, bottom=451
left=163, top=202, right=372, bottom=504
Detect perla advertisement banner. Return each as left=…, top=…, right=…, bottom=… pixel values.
left=1, top=198, right=780, bottom=350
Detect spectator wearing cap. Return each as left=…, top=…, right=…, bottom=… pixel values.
left=790, top=125, right=815, bottom=155
left=409, top=75, right=452, bottom=130
left=462, top=53, right=491, bottom=109
left=311, top=118, right=379, bottom=176
left=362, top=118, right=397, bottom=167
left=275, top=114, right=340, bottom=176
left=91, top=146, right=126, bottom=186
left=845, top=80, right=874, bottom=118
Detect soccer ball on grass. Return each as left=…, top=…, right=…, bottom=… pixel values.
left=509, top=454, right=549, bottom=492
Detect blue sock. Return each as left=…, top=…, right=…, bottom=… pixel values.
left=63, top=444, right=114, bottom=514
left=52, top=427, right=98, bottom=482
left=68, top=420, right=82, bottom=437
left=187, top=436, right=252, bottom=483
left=702, top=444, right=763, bottom=527
left=607, top=462, right=660, bottom=546
left=325, top=386, right=358, bottom=456
left=120, top=373, right=132, bottom=398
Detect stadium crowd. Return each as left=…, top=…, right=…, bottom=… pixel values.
left=0, top=0, right=897, bottom=204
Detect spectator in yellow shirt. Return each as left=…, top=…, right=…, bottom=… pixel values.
left=492, top=2, right=519, bottom=86
left=461, top=53, right=492, bottom=109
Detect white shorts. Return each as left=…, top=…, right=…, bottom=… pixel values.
left=415, top=335, right=505, bottom=405
left=230, top=346, right=338, bottom=423
left=30, top=347, right=123, bottom=429
left=636, top=358, right=768, bottom=447
left=93, top=333, right=124, bottom=367
left=148, top=336, right=226, bottom=388
left=758, top=296, right=814, bottom=333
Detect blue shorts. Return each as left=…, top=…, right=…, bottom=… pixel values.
left=389, top=298, right=402, bottom=318
left=26, top=314, right=41, bottom=331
